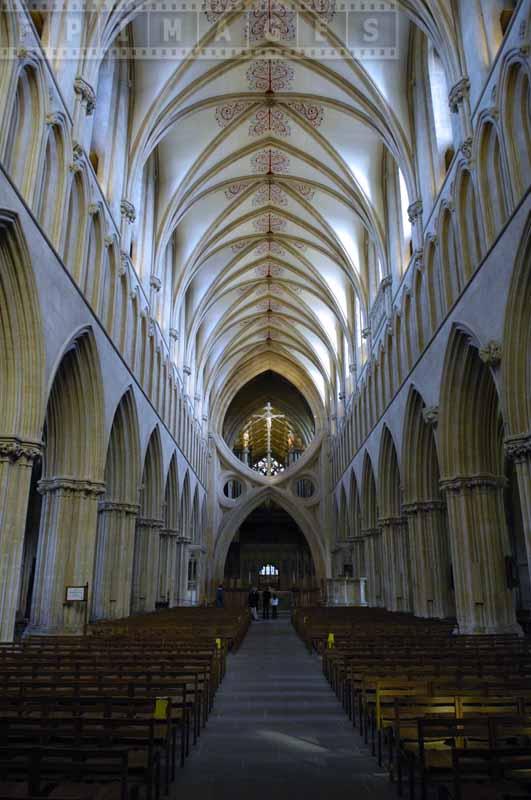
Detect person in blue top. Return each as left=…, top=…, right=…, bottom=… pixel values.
left=215, top=584, right=224, bottom=608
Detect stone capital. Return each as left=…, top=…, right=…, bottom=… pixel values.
left=73, top=76, right=96, bottom=115
left=361, top=527, right=381, bottom=538
left=98, top=500, right=140, bottom=516
left=361, top=326, right=371, bottom=340
left=449, top=76, right=470, bottom=113
left=407, top=200, right=423, bottom=224
left=505, top=433, right=531, bottom=463
left=169, top=328, right=179, bottom=341
left=38, top=477, right=106, bottom=497
left=439, top=473, right=506, bottom=494
left=403, top=500, right=445, bottom=516
left=183, top=365, right=192, bottom=376
left=136, top=516, right=164, bottom=530
left=120, top=199, right=136, bottom=223
left=380, top=275, right=393, bottom=290
left=0, top=436, right=42, bottom=464
left=378, top=515, right=408, bottom=528
left=479, top=340, right=502, bottom=368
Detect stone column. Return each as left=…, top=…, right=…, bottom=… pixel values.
left=92, top=501, right=139, bottom=620
left=505, top=434, right=531, bottom=587
left=174, top=536, right=192, bottom=605
left=131, top=517, right=164, bottom=614
left=404, top=501, right=454, bottom=619
left=29, top=477, right=105, bottom=634
left=441, top=475, right=521, bottom=635
left=0, top=438, right=42, bottom=641
left=158, top=528, right=179, bottom=606
left=379, top=516, right=412, bottom=612
left=362, top=528, right=384, bottom=607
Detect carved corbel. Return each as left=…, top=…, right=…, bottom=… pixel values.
left=69, top=142, right=84, bottom=173
left=479, top=340, right=502, bottom=368
left=422, top=406, right=439, bottom=427
left=150, top=274, right=162, bottom=292
left=120, top=199, right=136, bottom=223
left=74, top=76, right=96, bottom=116
left=448, top=77, right=470, bottom=113
left=407, top=200, right=423, bottom=225
left=414, top=248, right=424, bottom=270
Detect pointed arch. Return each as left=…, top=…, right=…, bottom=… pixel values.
left=500, top=56, right=531, bottom=200
left=43, top=328, right=105, bottom=481
left=36, top=121, right=68, bottom=247
left=131, top=425, right=164, bottom=613
left=213, top=486, right=327, bottom=581
left=180, top=470, right=191, bottom=538
left=0, top=211, right=45, bottom=439
left=361, top=451, right=379, bottom=531
left=349, top=468, right=362, bottom=538
left=502, top=214, right=531, bottom=437
left=454, top=168, right=483, bottom=280
left=438, top=326, right=504, bottom=479
left=377, top=426, right=402, bottom=519
left=139, top=426, right=164, bottom=519
left=402, top=387, right=441, bottom=504
left=477, top=119, right=510, bottom=244
left=401, top=385, right=454, bottom=619
left=3, top=61, right=45, bottom=203
left=92, top=387, right=141, bottom=620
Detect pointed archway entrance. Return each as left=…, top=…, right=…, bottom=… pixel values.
left=214, top=488, right=326, bottom=609
left=224, top=499, right=316, bottom=591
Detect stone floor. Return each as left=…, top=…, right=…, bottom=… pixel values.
left=172, top=616, right=394, bottom=799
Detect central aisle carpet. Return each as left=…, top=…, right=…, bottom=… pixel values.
left=173, top=616, right=394, bottom=799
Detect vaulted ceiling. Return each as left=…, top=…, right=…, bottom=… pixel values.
left=123, top=0, right=459, bottom=420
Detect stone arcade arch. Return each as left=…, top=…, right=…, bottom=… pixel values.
left=502, top=216, right=531, bottom=609
left=212, top=487, right=328, bottom=586
left=438, top=326, right=521, bottom=635
left=402, top=387, right=454, bottom=619
left=378, top=426, right=412, bottom=613
left=92, top=388, right=141, bottom=621
left=347, top=470, right=364, bottom=581
left=0, top=213, right=45, bottom=641
left=361, top=453, right=382, bottom=608
left=131, top=426, right=164, bottom=614
left=158, top=453, right=180, bottom=607
left=30, top=328, right=106, bottom=635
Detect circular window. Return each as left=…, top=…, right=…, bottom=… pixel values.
left=295, top=478, right=315, bottom=498
left=223, top=479, right=243, bottom=499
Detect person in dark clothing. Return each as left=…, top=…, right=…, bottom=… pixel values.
left=262, top=587, right=271, bottom=619
left=215, top=584, right=224, bottom=608
left=271, top=593, right=279, bottom=619
left=248, top=587, right=259, bottom=620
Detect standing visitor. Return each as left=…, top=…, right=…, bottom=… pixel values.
left=271, top=593, right=279, bottom=619
left=248, top=586, right=259, bottom=620
left=262, top=586, right=271, bottom=619
left=215, top=584, right=224, bottom=608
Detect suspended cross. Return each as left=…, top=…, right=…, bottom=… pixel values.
left=249, top=401, right=285, bottom=475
